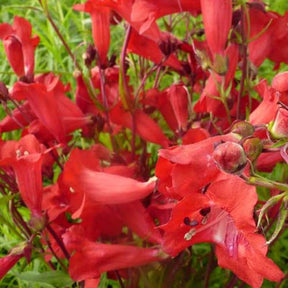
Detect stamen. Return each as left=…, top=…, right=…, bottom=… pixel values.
left=200, top=207, right=211, bottom=216
left=69, top=187, right=75, bottom=193
left=23, top=151, right=29, bottom=156
left=183, top=217, right=199, bottom=227
left=16, top=149, right=21, bottom=158
left=200, top=183, right=210, bottom=194
left=201, top=215, right=209, bottom=225
left=184, top=228, right=196, bottom=241
left=195, top=210, right=227, bottom=235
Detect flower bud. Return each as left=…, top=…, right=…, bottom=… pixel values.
left=83, top=44, right=97, bottom=67
left=158, top=36, right=179, bottom=56
left=269, top=108, right=288, bottom=139
left=213, top=142, right=247, bottom=174
left=231, top=121, right=255, bottom=138
left=211, top=54, right=229, bottom=75
left=242, top=137, right=263, bottom=162
left=28, top=213, right=47, bottom=232
left=0, top=81, right=9, bottom=102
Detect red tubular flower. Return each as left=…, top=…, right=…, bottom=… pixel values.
left=62, top=148, right=156, bottom=213
left=127, top=29, right=183, bottom=71
left=10, top=74, right=89, bottom=142
left=3, top=36, right=25, bottom=76
left=267, top=12, right=288, bottom=67
left=200, top=0, right=232, bottom=55
left=247, top=6, right=276, bottom=67
left=131, top=0, right=201, bottom=35
left=142, top=89, right=179, bottom=132
left=0, top=135, right=47, bottom=219
left=110, top=104, right=170, bottom=147
left=74, top=3, right=110, bottom=66
left=0, top=101, right=33, bottom=133
left=0, top=253, right=24, bottom=280
left=156, top=133, right=240, bottom=198
left=256, top=151, right=283, bottom=172
left=167, top=84, right=188, bottom=131
left=114, top=201, right=162, bottom=244
left=193, top=43, right=239, bottom=117
left=161, top=176, right=284, bottom=288
left=63, top=227, right=164, bottom=281
left=0, top=16, right=39, bottom=80
left=249, top=79, right=279, bottom=125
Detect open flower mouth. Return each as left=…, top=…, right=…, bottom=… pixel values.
left=183, top=206, right=240, bottom=259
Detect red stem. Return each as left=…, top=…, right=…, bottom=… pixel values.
left=46, top=223, right=70, bottom=260
left=204, top=246, right=215, bottom=288
left=237, top=5, right=248, bottom=120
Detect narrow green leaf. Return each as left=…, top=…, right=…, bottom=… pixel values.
left=257, top=194, right=284, bottom=228
left=266, top=204, right=288, bottom=245
left=16, top=271, right=73, bottom=288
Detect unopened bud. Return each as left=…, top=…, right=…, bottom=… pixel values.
left=269, top=108, right=288, bottom=139
left=29, top=213, right=47, bottom=232
left=242, top=137, right=263, bottom=162
left=0, top=81, right=9, bottom=102
left=158, top=36, right=178, bottom=56
left=212, top=54, right=229, bottom=75
left=213, top=142, right=247, bottom=174
left=231, top=121, right=255, bottom=138
left=83, top=44, right=97, bottom=67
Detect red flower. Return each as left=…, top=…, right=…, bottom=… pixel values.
left=193, top=43, right=239, bottom=117
left=0, top=101, right=33, bottom=133
left=166, top=84, right=189, bottom=131
left=0, top=16, right=39, bottom=80
left=74, top=3, right=110, bottom=66
left=268, top=12, right=288, bottom=67
left=62, top=148, right=156, bottom=214
left=249, top=79, right=279, bottom=125
left=142, top=88, right=179, bottom=132
left=272, top=71, right=288, bottom=92
left=156, top=133, right=239, bottom=198
left=270, top=108, right=288, bottom=139
left=127, top=29, right=183, bottom=71
left=0, top=134, right=48, bottom=218
left=247, top=6, right=276, bottom=67
left=63, top=226, right=165, bottom=281
left=161, top=176, right=284, bottom=288
left=110, top=104, right=170, bottom=147
left=114, top=201, right=162, bottom=244
left=200, top=0, right=232, bottom=55
left=0, top=254, right=24, bottom=280
left=9, top=73, right=89, bottom=142
left=131, top=0, right=201, bottom=35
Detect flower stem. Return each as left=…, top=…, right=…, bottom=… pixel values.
left=237, top=4, right=248, bottom=120
left=46, top=223, right=70, bottom=260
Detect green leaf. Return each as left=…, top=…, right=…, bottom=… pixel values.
left=266, top=203, right=288, bottom=245
left=16, top=271, right=74, bottom=288
left=257, top=194, right=284, bottom=228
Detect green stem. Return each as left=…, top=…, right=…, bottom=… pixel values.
left=244, top=175, right=288, bottom=192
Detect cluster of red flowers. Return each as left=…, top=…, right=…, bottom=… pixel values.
left=0, top=0, right=288, bottom=287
